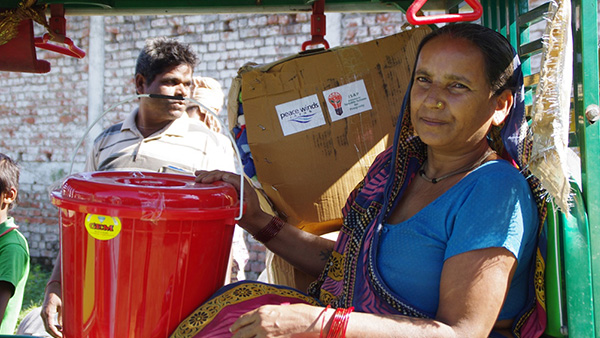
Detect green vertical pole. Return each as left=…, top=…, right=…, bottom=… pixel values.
left=562, top=182, right=596, bottom=337
left=481, top=0, right=499, bottom=30
left=480, top=0, right=490, bottom=27
left=490, top=0, right=499, bottom=31
left=545, top=203, right=567, bottom=337
left=497, top=0, right=504, bottom=33
left=506, top=0, right=518, bottom=48
left=571, top=0, right=600, bottom=335
left=516, top=0, right=533, bottom=107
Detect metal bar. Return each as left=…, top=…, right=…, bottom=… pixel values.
left=28, top=0, right=416, bottom=14
left=497, top=0, right=507, bottom=36
left=506, top=0, right=517, bottom=48
left=489, top=0, right=499, bottom=31
left=545, top=203, right=567, bottom=337
left=519, top=38, right=543, bottom=56
left=517, top=2, right=550, bottom=27
left=571, top=0, right=600, bottom=335
left=561, top=181, right=596, bottom=337
left=515, top=0, right=533, bottom=107
left=480, top=0, right=492, bottom=27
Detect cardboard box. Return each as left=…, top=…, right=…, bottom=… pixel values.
left=241, top=26, right=431, bottom=230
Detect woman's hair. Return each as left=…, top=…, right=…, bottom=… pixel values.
left=415, top=23, right=518, bottom=96
left=135, top=37, right=197, bottom=85
left=0, top=153, right=19, bottom=209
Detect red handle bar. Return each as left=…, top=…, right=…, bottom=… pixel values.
left=406, top=0, right=483, bottom=25
left=34, top=33, right=86, bottom=59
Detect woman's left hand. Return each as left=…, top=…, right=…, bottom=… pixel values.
left=230, top=303, right=325, bottom=338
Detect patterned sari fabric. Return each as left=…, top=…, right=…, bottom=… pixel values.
left=171, top=52, right=548, bottom=338
left=171, top=281, right=320, bottom=337
left=307, top=54, right=549, bottom=337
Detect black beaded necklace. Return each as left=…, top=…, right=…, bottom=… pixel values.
left=419, top=148, right=496, bottom=184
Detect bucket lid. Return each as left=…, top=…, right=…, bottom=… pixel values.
left=51, top=171, right=240, bottom=220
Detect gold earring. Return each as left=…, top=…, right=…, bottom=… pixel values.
left=436, top=102, right=443, bottom=109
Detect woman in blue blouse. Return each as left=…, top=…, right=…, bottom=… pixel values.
left=179, top=23, right=547, bottom=338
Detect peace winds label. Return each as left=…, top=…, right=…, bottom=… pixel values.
left=84, top=214, right=122, bottom=240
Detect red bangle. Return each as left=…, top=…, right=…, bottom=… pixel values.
left=340, top=307, right=354, bottom=337
left=253, top=216, right=285, bottom=244
left=328, top=309, right=342, bottom=338
left=320, top=305, right=332, bottom=338
left=326, top=307, right=354, bottom=338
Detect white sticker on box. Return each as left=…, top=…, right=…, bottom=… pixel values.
left=323, top=79, right=373, bottom=122
left=275, top=94, right=326, bottom=136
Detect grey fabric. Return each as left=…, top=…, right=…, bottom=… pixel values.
left=16, top=307, right=51, bottom=337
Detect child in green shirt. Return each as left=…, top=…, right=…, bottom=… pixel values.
left=0, top=153, right=30, bottom=334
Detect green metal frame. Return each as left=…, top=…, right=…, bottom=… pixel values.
left=546, top=202, right=567, bottom=337
left=562, top=181, right=596, bottom=337
left=572, top=1, right=600, bottom=335
left=482, top=0, right=599, bottom=336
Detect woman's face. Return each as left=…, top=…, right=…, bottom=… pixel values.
left=410, top=36, right=502, bottom=154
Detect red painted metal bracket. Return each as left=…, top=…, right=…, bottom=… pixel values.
left=406, top=0, right=483, bottom=25
left=0, top=19, right=51, bottom=73
left=34, top=33, right=86, bottom=58
left=33, top=4, right=86, bottom=59
left=301, top=0, right=330, bottom=51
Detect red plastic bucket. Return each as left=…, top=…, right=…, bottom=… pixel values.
left=51, top=171, right=240, bottom=338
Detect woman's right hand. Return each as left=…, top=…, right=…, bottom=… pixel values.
left=41, top=282, right=63, bottom=338
left=196, top=170, right=335, bottom=277
left=195, top=170, right=271, bottom=235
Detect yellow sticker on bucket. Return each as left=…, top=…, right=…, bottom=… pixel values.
left=84, top=214, right=122, bottom=240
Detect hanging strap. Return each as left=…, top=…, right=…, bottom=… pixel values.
left=406, top=0, right=483, bottom=25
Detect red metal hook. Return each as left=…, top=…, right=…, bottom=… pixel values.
left=301, top=0, right=330, bottom=51
left=33, top=4, right=86, bottom=59
left=406, top=0, right=483, bottom=25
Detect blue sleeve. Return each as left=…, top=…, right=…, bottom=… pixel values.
left=444, top=170, right=536, bottom=262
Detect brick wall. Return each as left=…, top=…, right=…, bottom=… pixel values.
left=0, top=12, right=410, bottom=279
left=0, top=15, right=91, bottom=267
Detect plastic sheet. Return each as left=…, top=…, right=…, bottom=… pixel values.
left=529, top=0, right=573, bottom=212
